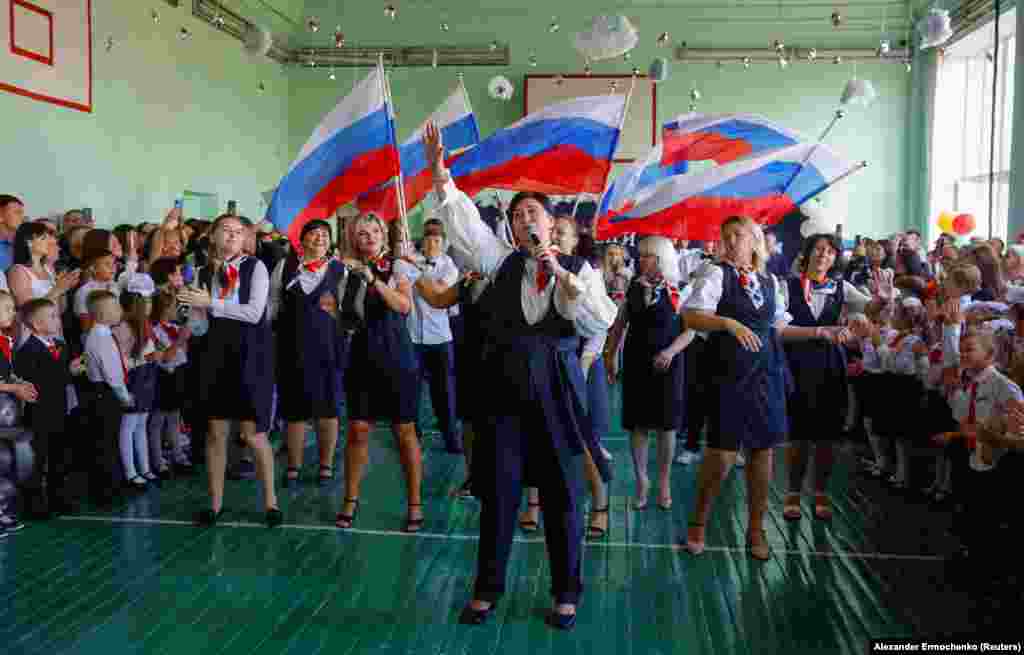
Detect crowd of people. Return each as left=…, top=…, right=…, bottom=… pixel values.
left=0, top=143, right=1022, bottom=627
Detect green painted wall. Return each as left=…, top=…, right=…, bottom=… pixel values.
left=286, top=15, right=911, bottom=239
left=0, top=1, right=291, bottom=227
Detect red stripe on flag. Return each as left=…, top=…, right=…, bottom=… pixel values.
left=660, top=131, right=754, bottom=167
left=595, top=194, right=795, bottom=242
left=454, top=144, right=612, bottom=198
left=287, top=145, right=399, bottom=246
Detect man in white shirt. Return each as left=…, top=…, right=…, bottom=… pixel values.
left=407, top=219, right=462, bottom=453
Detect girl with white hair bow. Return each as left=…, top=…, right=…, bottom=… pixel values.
left=605, top=235, right=693, bottom=510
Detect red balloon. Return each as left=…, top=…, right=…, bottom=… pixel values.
left=952, top=213, right=975, bottom=236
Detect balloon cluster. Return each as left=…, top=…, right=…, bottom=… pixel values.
left=937, top=211, right=976, bottom=236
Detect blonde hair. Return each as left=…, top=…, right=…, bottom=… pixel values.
left=639, top=236, right=680, bottom=285
left=948, top=264, right=982, bottom=294
left=720, top=216, right=768, bottom=273
left=351, top=213, right=389, bottom=259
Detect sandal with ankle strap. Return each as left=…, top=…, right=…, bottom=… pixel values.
left=685, top=521, right=706, bottom=555
left=783, top=493, right=802, bottom=521
left=747, top=529, right=770, bottom=561
left=284, top=467, right=299, bottom=489
left=318, top=466, right=334, bottom=486
left=404, top=503, right=424, bottom=533
left=586, top=505, right=610, bottom=540
left=335, top=497, right=360, bottom=529
left=813, top=494, right=832, bottom=521
left=519, top=501, right=540, bottom=533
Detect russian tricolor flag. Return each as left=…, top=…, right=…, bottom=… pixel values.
left=267, top=65, right=399, bottom=245
left=660, top=113, right=803, bottom=166
left=449, top=94, right=627, bottom=197
left=598, top=113, right=804, bottom=220
left=357, top=84, right=480, bottom=221
left=595, top=142, right=859, bottom=242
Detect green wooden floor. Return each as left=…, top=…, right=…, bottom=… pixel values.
left=1, top=387, right=956, bottom=654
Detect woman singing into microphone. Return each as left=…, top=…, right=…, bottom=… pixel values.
left=424, top=123, right=616, bottom=630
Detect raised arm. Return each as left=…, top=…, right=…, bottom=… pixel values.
left=425, top=122, right=511, bottom=277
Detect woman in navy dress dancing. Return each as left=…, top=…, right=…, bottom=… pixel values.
left=682, top=215, right=830, bottom=559
left=269, top=219, right=350, bottom=487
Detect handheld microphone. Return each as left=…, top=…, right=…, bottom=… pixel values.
left=528, top=224, right=552, bottom=272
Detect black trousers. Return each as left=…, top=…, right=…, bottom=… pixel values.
left=26, top=427, right=72, bottom=511
left=474, top=412, right=583, bottom=605
left=682, top=337, right=709, bottom=451
left=415, top=342, right=461, bottom=451
left=79, top=390, right=123, bottom=504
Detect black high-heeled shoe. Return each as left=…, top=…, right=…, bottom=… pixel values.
left=459, top=601, right=498, bottom=625
left=265, top=507, right=284, bottom=528
left=195, top=508, right=226, bottom=526
left=547, top=608, right=578, bottom=630
left=335, top=498, right=360, bottom=529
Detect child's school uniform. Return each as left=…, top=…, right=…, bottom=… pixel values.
left=148, top=320, right=191, bottom=471
left=949, top=365, right=1023, bottom=555
left=113, top=324, right=159, bottom=482
left=82, top=325, right=132, bottom=503
left=195, top=255, right=274, bottom=432
left=15, top=333, right=72, bottom=515
left=875, top=332, right=928, bottom=440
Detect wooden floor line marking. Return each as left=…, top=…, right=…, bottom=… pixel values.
left=57, top=515, right=946, bottom=562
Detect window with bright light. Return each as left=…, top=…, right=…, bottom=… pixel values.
left=929, top=10, right=1015, bottom=243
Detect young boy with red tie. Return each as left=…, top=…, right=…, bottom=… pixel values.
left=16, top=298, right=76, bottom=517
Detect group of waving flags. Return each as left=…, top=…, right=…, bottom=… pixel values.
left=267, top=57, right=863, bottom=246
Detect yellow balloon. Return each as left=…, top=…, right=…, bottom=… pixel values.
left=938, top=211, right=956, bottom=233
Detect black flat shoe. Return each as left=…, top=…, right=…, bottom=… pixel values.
left=195, top=508, right=226, bottom=526
left=547, top=610, right=577, bottom=631
left=459, top=602, right=497, bottom=625
left=265, top=507, right=284, bottom=528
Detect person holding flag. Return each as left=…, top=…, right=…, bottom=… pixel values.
left=424, top=121, right=617, bottom=629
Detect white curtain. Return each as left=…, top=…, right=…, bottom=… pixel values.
left=929, top=21, right=1016, bottom=242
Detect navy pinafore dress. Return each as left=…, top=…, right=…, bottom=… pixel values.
left=454, top=279, right=491, bottom=425
left=784, top=277, right=849, bottom=441
left=343, top=256, right=419, bottom=423
left=621, top=280, right=685, bottom=432
left=706, top=264, right=789, bottom=451
left=197, top=257, right=275, bottom=433
left=276, top=258, right=348, bottom=422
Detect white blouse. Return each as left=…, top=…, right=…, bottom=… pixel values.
left=949, top=365, right=1023, bottom=471
left=205, top=256, right=270, bottom=324
left=84, top=324, right=131, bottom=404
left=267, top=258, right=342, bottom=322
left=433, top=178, right=616, bottom=337
left=803, top=280, right=872, bottom=321
left=683, top=261, right=791, bottom=325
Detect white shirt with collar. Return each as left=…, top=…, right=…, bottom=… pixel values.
left=950, top=365, right=1023, bottom=471
left=406, top=252, right=459, bottom=345
left=433, top=178, right=616, bottom=337
left=941, top=294, right=976, bottom=368
left=84, top=324, right=132, bottom=404
left=206, top=256, right=270, bottom=324
left=268, top=257, right=339, bottom=323
left=683, top=260, right=791, bottom=340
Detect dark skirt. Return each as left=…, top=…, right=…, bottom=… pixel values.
left=922, top=389, right=958, bottom=444
left=706, top=329, right=790, bottom=451
left=156, top=367, right=186, bottom=412
left=278, top=335, right=348, bottom=423
left=785, top=340, right=848, bottom=442
left=621, top=334, right=685, bottom=431
left=345, top=339, right=418, bottom=424
left=126, top=363, right=159, bottom=413
left=199, top=319, right=274, bottom=433
left=871, top=373, right=923, bottom=440
left=851, top=373, right=882, bottom=421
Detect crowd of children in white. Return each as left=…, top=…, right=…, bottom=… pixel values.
left=0, top=191, right=1021, bottom=583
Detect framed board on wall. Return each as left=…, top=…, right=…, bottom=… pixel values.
left=524, top=74, right=656, bottom=163
left=0, top=0, right=92, bottom=112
